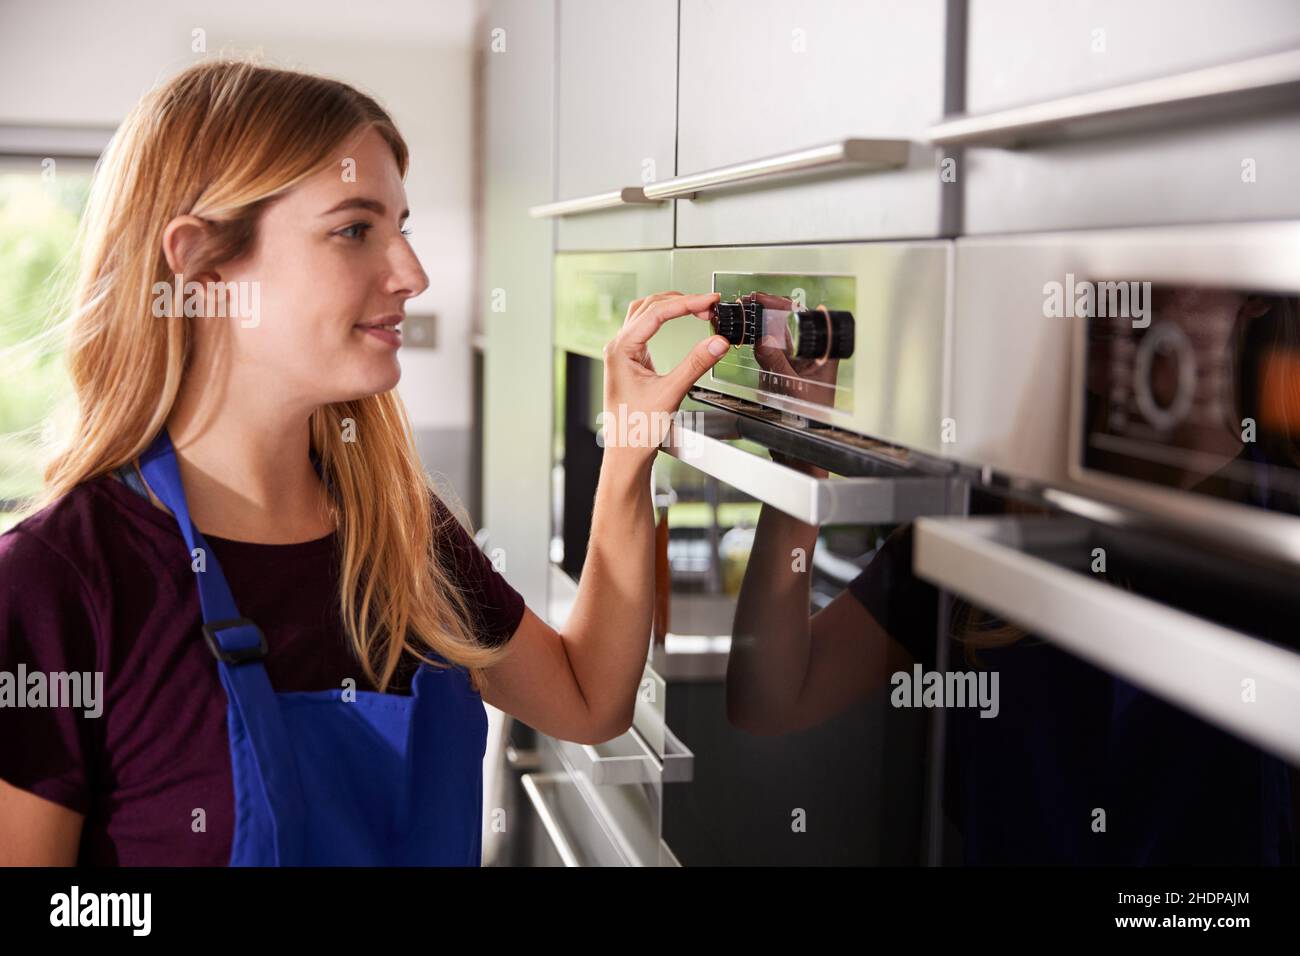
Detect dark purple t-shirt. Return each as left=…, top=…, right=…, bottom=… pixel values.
left=0, top=473, right=526, bottom=865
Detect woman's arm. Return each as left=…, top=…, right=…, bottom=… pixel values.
left=479, top=292, right=728, bottom=743
left=0, top=778, right=83, bottom=866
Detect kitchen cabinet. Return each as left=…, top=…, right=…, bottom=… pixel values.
left=482, top=0, right=557, bottom=612
left=672, top=0, right=958, bottom=245
left=950, top=0, right=1300, bottom=233
left=552, top=0, right=678, bottom=251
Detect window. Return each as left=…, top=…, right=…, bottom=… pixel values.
left=0, top=160, right=93, bottom=531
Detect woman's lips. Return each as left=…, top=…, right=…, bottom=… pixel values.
left=355, top=324, right=401, bottom=347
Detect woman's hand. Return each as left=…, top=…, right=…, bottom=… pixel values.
left=601, top=291, right=728, bottom=468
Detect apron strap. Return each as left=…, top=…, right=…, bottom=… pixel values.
left=138, top=427, right=307, bottom=864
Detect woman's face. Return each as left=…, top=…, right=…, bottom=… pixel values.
left=205, top=125, right=427, bottom=409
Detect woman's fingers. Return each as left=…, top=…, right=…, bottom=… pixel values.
left=624, top=290, right=682, bottom=327
left=617, top=292, right=721, bottom=355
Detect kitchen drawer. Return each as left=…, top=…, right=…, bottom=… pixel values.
left=966, top=0, right=1300, bottom=113
left=947, top=0, right=1300, bottom=233
left=526, top=727, right=681, bottom=866
left=550, top=0, right=676, bottom=251
left=671, top=0, right=959, bottom=246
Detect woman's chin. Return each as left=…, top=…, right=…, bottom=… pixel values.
left=331, top=361, right=402, bottom=402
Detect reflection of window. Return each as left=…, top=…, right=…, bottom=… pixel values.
left=0, top=165, right=93, bottom=531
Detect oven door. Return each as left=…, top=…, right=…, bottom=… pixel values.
left=913, top=502, right=1300, bottom=865
left=650, top=402, right=961, bottom=864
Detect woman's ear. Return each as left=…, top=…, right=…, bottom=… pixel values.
left=161, top=214, right=214, bottom=280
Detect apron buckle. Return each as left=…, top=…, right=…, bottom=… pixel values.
left=202, top=617, right=269, bottom=664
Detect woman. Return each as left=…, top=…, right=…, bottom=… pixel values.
left=0, top=59, right=729, bottom=865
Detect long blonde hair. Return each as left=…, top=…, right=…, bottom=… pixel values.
left=29, top=58, right=508, bottom=692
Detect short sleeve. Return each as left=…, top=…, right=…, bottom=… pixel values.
left=0, top=529, right=102, bottom=815
left=431, top=497, right=526, bottom=648
left=846, top=523, right=940, bottom=671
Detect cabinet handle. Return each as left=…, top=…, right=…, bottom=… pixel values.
left=642, top=138, right=911, bottom=200
left=913, top=515, right=1300, bottom=766
left=528, top=186, right=662, bottom=219
left=927, top=47, right=1300, bottom=148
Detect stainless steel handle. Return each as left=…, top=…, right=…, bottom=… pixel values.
left=642, top=138, right=911, bottom=200
left=928, top=47, right=1300, bottom=147
left=558, top=723, right=695, bottom=786
left=505, top=745, right=541, bottom=771
left=659, top=412, right=949, bottom=526
left=528, top=186, right=662, bottom=219
left=913, top=516, right=1300, bottom=766
left=519, top=772, right=581, bottom=867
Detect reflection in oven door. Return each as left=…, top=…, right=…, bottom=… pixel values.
left=653, top=410, right=952, bottom=864
left=914, top=491, right=1299, bottom=865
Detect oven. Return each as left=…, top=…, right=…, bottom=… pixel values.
left=525, top=242, right=969, bottom=865
left=528, top=226, right=1300, bottom=866
left=911, top=220, right=1300, bottom=863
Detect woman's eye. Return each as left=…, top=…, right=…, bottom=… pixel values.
left=400, top=227, right=413, bottom=237
left=337, top=222, right=372, bottom=240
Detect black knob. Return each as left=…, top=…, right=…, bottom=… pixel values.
left=794, top=310, right=854, bottom=360
left=712, top=300, right=756, bottom=346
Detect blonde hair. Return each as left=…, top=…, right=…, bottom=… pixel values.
left=28, top=58, right=508, bottom=692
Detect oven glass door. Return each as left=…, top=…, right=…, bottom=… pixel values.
left=914, top=490, right=1300, bottom=865
left=653, top=417, right=950, bottom=864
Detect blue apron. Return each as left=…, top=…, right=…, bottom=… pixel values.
left=137, top=428, right=488, bottom=866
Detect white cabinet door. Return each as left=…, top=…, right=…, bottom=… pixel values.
left=674, top=0, right=956, bottom=246
left=957, top=0, right=1300, bottom=233
left=554, top=0, right=677, bottom=250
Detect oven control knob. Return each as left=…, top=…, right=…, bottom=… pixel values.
left=712, top=300, right=756, bottom=346
left=794, top=310, right=855, bottom=360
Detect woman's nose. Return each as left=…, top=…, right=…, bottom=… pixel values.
left=387, top=240, right=429, bottom=298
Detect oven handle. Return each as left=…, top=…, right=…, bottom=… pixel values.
left=519, top=772, right=582, bottom=866
left=927, top=46, right=1300, bottom=148
left=529, top=186, right=662, bottom=219
left=659, top=412, right=950, bottom=526
left=913, top=515, right=1300, bottom=766
left=641, top=138, right=912, bottom=201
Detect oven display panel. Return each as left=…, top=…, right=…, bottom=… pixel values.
left=1081, top=284, right=1300, bottom=515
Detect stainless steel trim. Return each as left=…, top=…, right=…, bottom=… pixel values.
left=659, top=838, right=682, bottom=867
left=914, top=516, right=1300, bottom=766
left=660, top=725, right=695, bottom=784
left=558, top=723, right=695, bottom=785
left=529, top=186, right=661, bottom=218
left=642, top=138, right=911, bottom=200
left=519, top=772, right=581, bottom=866
left=659, top=411, right=950, bottom=525
left=505, top=745, right=542, bottom=771
left=928, top=47, right=1300, bottom=147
